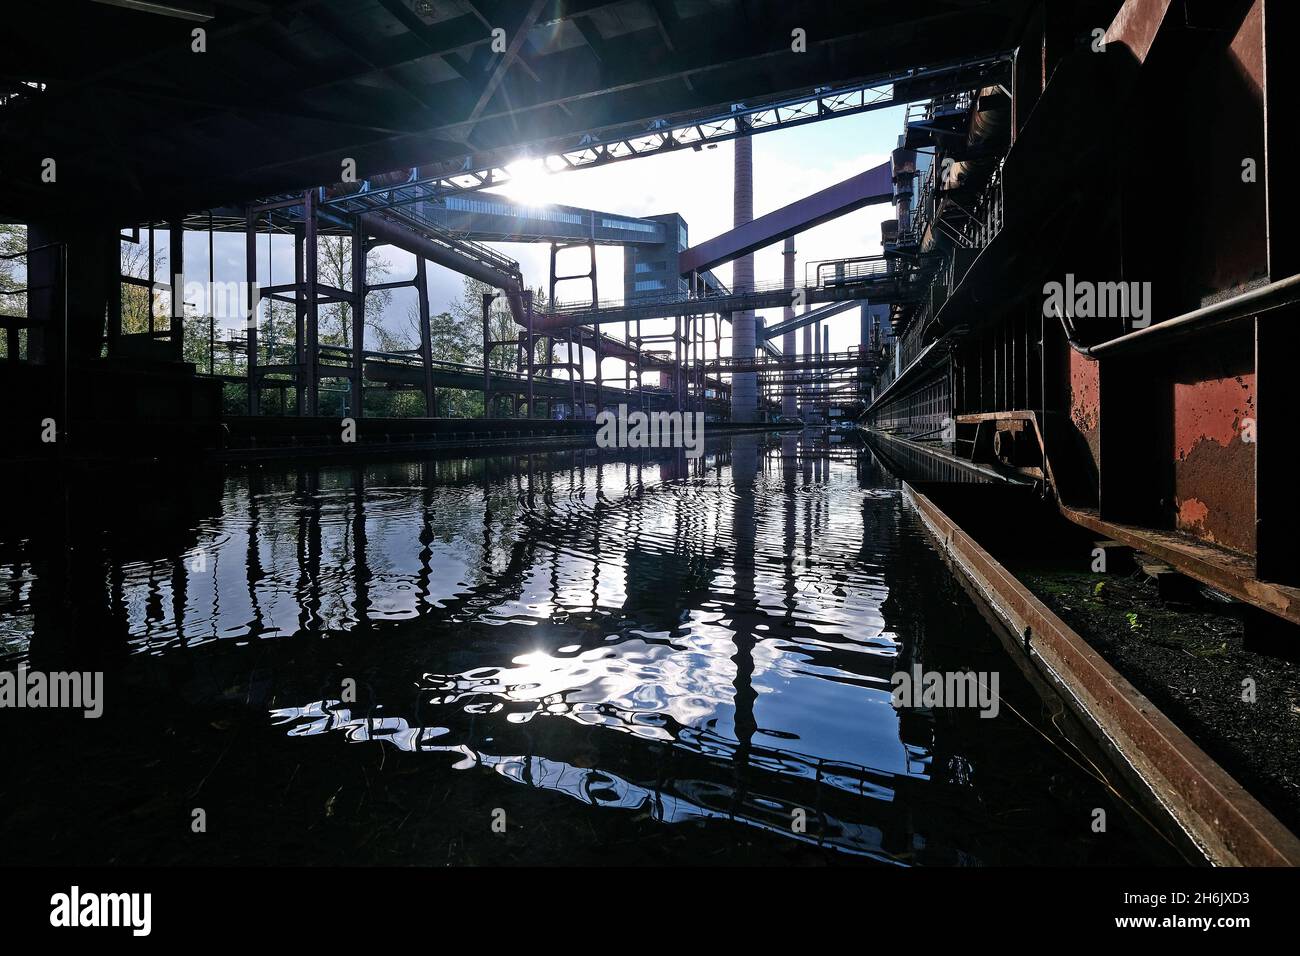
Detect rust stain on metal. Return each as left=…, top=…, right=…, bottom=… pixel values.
left=1068, top=350, right=1101, bottom=466
left=1174, top=374, right=1252, bottom=456
left=1228, top=0, right=1263, bottom=100
left=1173, top=374, right=1255, bottom=552
left=1104, top=0, right=1175, bottom=64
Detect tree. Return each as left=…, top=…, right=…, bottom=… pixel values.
left=0, top=223, right=25, bottom=360
left=434, top=276, right=553, bottom=416
left=119, top=237, right=167, bottom=336
left=315, top=235, right=393, bottom=349
left=446, top=275, right=548, bottom=370
left=0, top=223, right=24, bottom=294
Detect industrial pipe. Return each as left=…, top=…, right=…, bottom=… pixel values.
left=360, top=211, right=527, bottom=324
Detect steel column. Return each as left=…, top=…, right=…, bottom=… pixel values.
left=782, top=236, right=798, bottom=418
left=350, top=220, right=366, bottom=418
left=417, top=256, right=435, bottom=416
left=525, top=289, right=535, bottom=419
left=294, top=224, right=305, bottom=414
left=245, top=209, right=259, bottom=415
left=303, top=190, right=320, bottom=416
left=482, top=292, right=494, bottom=418
left=169, top=218, right=184, bottom=362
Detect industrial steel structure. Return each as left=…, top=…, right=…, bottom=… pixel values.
left=4, top=0, right=1298, bottom=642
left=860, top=0, right=1300, bottom=648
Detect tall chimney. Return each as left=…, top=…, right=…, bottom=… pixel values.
left=782, top=237, right=797, bottom=419
left=730, top=133, right=757, bottom=422
left=823, top=325, right=830, bottom=409
left=802, top=304, right=812, bottom=420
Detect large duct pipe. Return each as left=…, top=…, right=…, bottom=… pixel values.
left=360, top=211, right=526, bottom=324
left=782, top=236, right=797, bottom=419
left=731, top=134, right=758, bottom=422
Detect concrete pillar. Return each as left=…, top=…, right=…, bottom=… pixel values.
left=782, top=237, right=797, bottom=419
left=730, top=133, right=757, bottom=422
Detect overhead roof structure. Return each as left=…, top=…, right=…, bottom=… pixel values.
left=1, top=0, right=1036, bottom=223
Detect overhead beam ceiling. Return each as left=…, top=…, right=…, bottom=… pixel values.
left=0, top=0, right=1044, bottom=224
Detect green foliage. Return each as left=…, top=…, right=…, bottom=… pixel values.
left=164, top=242, right=547, bottom=421
left=0, top=223, right=26, bottom=359
left=315, top=235, right=393, bottom=347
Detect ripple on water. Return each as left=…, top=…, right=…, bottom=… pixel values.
left=1, top=439, right=1177, bottom=864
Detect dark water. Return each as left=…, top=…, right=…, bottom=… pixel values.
left=0, top=433, right=1185, bottom=865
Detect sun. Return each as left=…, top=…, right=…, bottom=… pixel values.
left=499, top=157, right=559, bottom=206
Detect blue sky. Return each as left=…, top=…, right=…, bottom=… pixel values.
left=182, top=104, right=905, bottom=366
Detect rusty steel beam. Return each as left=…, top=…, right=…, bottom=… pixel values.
left=1059, top=503, right=1300, bottom=628
left=905, top=481, right=1300, bottom=867
left=1258, top=0, right=1300, bottom=587
left=359, top=210, right=526, bottom=328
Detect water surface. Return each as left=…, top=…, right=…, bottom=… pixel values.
left=0, top=433, right=1184, bottom=865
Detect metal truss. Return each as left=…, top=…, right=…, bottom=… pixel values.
left=304, top=53, right=1011, bottom=218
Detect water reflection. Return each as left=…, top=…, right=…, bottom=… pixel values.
left=0, top=433, right=1179, bottom=865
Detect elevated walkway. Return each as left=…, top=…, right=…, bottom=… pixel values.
left=538, top=259, right=915, bottom=330
left=411, top=195, right=667, bottom=246
left=361, top=354, right=725, bottom=410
